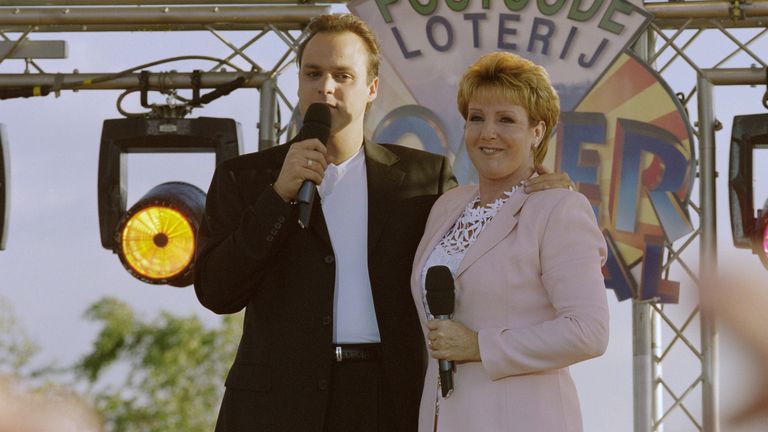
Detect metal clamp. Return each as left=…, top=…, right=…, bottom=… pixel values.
left=729, top=0, right=744, bottom=20
left=139, top=70, right=151, bottom=108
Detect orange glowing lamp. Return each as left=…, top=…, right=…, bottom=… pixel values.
left=116, top=182, right=205, bottom=287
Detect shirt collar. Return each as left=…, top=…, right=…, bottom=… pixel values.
left=319, top=146, right=365, bottom=198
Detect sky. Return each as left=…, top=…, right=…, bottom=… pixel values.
left=0, top=6, right=767, bottom=432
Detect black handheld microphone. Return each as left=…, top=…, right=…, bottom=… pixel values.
left=296, top=103, right=331, bottom=229
left=425, top=265, right=456, bottom=398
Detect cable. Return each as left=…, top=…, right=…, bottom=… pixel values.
left=0, top=55, right=249, bottom=101
left=115, top=73, right=251, bottom=118
left=66, top=55, right=247, bottom=91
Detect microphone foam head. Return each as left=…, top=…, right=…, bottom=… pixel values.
left=301, top=103, right=331, bottom=145
left=425, top=265, right=455, bottom=316
left=304, top=103, right=331, bottom=125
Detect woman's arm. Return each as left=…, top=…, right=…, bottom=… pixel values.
left=478, top=192, right=610, bottom=379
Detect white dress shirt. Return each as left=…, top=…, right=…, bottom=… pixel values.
left=319, top=147, right=381, bottom=343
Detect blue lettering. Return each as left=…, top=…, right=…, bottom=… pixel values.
left=603, top=230, right=636, bottom=301
left=498, top=14, right=521, bottom=51
left=426, top=15, right=454, bottom=52
left=639, top=235, right=680, bottom=302
left=528, top=17, right=556, bottom=55
left=464, top=13, right=487, bottom=49
left=392, top=26, right=422, bottom=59
left=579, top=38, right=608, bottom=68
left=557, top=112, right=606, bottom=218
left=614, top=119, right=693, bottom=242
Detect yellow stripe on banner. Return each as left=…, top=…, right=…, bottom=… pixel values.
left=83, top=79, right=93, bottom=86
left=32, top=86, right=41, bottom=96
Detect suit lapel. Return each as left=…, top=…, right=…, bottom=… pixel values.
left=365, top=140, right=405, bottom=255
left=455, top=190, right=531, bottom=279
left=309, top=193, right=332, bottom=249
left=411, top=186, right=476, bottom=282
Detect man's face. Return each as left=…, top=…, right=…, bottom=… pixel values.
left=298, top=31, right=378, bottom=136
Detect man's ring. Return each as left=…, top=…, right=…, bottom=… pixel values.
left=428, top=341, right=433, bottom=349
left=307, top=159, right=313, bottom=167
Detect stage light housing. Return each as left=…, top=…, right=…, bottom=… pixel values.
left=756, top=199, right=768, bottom=269
left=0, top=124, right=8, bottom=250
left=729, top=113, right=768, bottom=269
left=98, top=116, right=241, bottom=286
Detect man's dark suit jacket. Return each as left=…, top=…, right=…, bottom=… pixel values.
left=194, top=139, right=457, bottom=432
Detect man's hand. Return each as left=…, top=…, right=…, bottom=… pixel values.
left=524, top=164, right=574, bottom=193
left=427, top=319, right=481, bottom=362
left=273, top=139, right=328, bottom=202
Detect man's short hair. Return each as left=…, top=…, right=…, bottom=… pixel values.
left=457, top=52, right=561, bottom=165
left=296, top=13, right=381, bottom=84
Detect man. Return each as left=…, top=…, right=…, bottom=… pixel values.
left=195, top=14, right=455, bottom=432
left=195, top=13, right=570, bottom=432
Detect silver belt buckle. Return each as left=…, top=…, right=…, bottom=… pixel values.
left=335, top=346, right=343, bottom=362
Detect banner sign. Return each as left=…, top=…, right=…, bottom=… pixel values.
left=349, top=0, right=695, bottom=302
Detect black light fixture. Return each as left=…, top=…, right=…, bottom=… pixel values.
left=0, top=123, right=8, bottom=250
left=98, top=115, right=241, bottom=286
left=729, top=113, right=768, bottom=269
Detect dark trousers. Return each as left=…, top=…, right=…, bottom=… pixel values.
left=323, top=359, right=396, bottom=432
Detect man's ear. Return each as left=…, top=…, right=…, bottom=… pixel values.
left=368, top=77, right=379, bottom=102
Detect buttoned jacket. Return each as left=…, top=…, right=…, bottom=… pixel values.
left=410, top=185, right=610, bottom=432
left=195, top=139, right=456, bottom=432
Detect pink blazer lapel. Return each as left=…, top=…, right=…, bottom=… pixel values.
left=412, top=186, right=477, bottom=283
left=456, top=190, right=531, bottom=279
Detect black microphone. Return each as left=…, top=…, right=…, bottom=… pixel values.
left=425, top=265, right=456, bottom=398
left=296, top=103, right=331, bottom=229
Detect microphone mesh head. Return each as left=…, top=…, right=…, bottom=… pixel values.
left=425, top=265, right=455, bottom=316
left=302, top=103, right=331, bottom=144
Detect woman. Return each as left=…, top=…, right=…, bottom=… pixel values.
left=410, top=52, right=609, bottom=432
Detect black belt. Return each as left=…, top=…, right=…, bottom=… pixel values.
left=334, top=344, right=380, bottom=362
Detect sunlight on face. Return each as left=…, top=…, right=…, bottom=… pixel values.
left=297, top=31, right=378, bottom=136
left=464, top=93, right=544, bottom=190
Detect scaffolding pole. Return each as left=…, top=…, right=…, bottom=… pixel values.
left=646, top=0, right=768, bottom=29
left=258, top=76, right=277, bottom=151
left=0, top=0, right=343, bottom=4
left=696, top=66, right=765, bottom=432
left=0, top=71, right=269, bottom=89
left=0, top=5, right=329, bottom=32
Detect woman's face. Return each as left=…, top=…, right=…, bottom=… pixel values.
left=464, top=93, right=545, bottom=187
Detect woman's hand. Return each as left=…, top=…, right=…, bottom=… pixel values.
left=524, top=164, right=574, bottom=193
left=427, top=319, right=481, bottom=362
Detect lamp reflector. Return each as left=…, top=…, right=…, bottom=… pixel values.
left=116, top=181, right=205, bottom=287
left=120, top=206, right=195, bottom=282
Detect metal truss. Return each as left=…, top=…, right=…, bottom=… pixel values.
left=636, top=2, right=768, bottom=431
left=0, top=1, right=346, bottom=149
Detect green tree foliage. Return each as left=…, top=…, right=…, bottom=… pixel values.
left=74, top=297, right=242, bottom=432
left=0, top=296, right=40, bottom=376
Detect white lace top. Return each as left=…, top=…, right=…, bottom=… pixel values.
left=420, top=185, right=523, bottom=317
